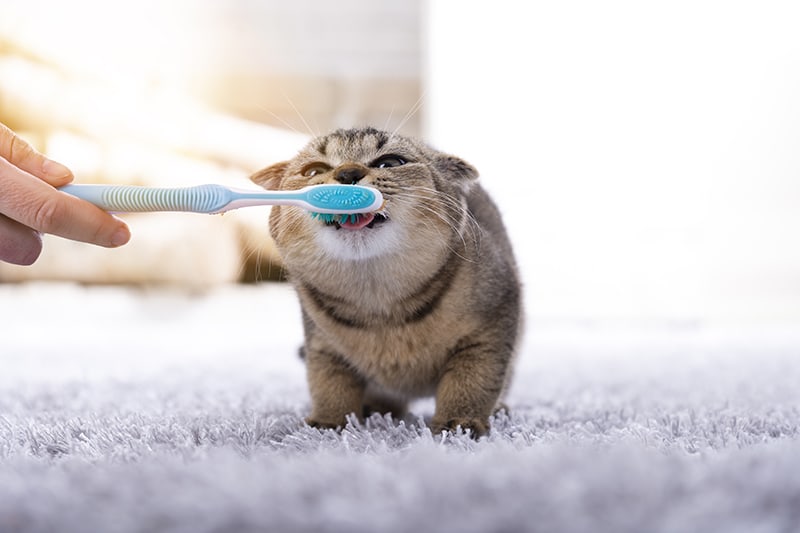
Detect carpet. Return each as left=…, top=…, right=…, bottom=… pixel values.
left=1, top=283, right=799, bottom=533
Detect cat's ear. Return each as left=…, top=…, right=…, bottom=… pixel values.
left=434, top=154, right=479, bottom=187
left=250, top=161, right=289, bottom=190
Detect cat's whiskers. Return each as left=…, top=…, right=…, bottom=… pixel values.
left=253, top=91, right=320, bottom=137
left=239, top=239, right=260, bottom=281
left=405, top=201, right=476, bottom=264
left=390, top=89, right=426, bottom=138
left=282, top=90, right=319, bottom=137
left=383, top=105, right=396, bottom=133
left=389, top=191, right=477, bottom=263
left=402, top=186, right=482, bottom=247
left=252, top=103, right=307, bottom=138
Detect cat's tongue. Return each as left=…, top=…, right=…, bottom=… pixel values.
left=340, top=213, right=375, bottom=230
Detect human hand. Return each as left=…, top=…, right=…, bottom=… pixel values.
left=0, top=123, right=130, bottom=265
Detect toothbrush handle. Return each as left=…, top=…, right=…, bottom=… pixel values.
left=59, top=184, right=231, bottom=213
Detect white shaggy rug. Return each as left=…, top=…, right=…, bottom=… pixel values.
left=1, top=282, right=799, bottom=533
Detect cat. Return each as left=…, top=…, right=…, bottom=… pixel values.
left=250, top=127, right=522, bottom=437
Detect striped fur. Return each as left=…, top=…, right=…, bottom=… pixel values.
left=251, top=128, right=522, bottom=437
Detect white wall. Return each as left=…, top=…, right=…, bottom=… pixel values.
left=425, top=0, right=800, bottom=323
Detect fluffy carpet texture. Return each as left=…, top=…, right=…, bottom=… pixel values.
left=1, top=283, right=799, bottom=533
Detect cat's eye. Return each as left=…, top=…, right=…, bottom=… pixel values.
left=371, top=155, right=407, bottom=169
left=301, top=163, right=332, bottom=177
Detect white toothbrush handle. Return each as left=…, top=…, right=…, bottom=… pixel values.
left=60, top=184, right=234, bottom=213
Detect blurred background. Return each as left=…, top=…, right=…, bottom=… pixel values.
left=1, top=0, right=798, bottom=324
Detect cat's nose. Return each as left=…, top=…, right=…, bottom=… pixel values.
left=334, top=165, right=367, bottom=185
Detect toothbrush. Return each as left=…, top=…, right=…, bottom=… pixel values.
left=59, top=183, right=384, bottom=216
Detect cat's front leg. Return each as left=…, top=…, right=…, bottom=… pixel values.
left=304, top=346, right=365, bottom=430
left=430, top=338, right=511, bottom=438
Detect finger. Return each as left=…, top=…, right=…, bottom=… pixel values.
left=0, top=213, right=43, bottom=265
left=0, top=159, right=130, bottom=247
left=0, top=122, right=73, bottom=186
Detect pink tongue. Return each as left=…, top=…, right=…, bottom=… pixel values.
left=340, top=213, right=375, bottom=230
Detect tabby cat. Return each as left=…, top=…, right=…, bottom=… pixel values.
left=251, top=127, right=521, bottom=437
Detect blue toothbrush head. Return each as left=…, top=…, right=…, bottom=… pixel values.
left=303, top=184, right=384, bottom=228
left=304, top=184, right=383, bottom=214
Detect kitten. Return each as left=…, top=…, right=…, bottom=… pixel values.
left=251, top=127, right=521, bottom=437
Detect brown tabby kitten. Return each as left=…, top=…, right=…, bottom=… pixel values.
left=251, top=127, right=521, bottom=437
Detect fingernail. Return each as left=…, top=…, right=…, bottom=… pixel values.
left=42, top=158, right=72, bottom=179
left=111, top=227, right=131, bottom=247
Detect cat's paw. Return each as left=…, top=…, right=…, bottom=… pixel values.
left=305, top=417, right=344, bottom=432
left=493, top=402, right=510, bottom=416
left=431, top=417, right=489, bottom=439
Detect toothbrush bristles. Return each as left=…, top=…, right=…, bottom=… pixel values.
left=311, top=212, right=340, bottom=223
left=310, top=212, right=365, bottom=224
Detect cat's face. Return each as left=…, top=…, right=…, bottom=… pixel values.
left=251, top=127, right=478, bottom=262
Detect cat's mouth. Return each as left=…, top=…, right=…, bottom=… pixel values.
left=325, top=212, right=389, bottom=231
